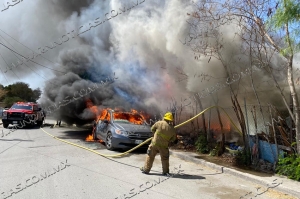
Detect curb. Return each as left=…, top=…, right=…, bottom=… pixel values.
left=169, top=151, right=224, bottom=172
left=170, top=150, right=300, bottom=198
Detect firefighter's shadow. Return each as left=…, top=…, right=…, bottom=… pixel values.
left=171, top=173, right=206, bottom=180
left=148, top=173, right=206, bottom=180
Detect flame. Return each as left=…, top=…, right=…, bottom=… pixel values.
left=85, top=134, right=94, bottom=142
left=113, top=110, right=145, bottom=124
left=209, top=125, right=230, bottom=131
left=86, top=99, right=99, bottom=116
left=85, top=100, right=149, bottom=141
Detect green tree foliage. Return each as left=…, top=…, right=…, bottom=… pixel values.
left=268, top=0, right=300, bottom=154
left=272, top=0, right=300, bottom=26
left=270, top=0, right=300, bottom=55
left=6, top=82, right=32, bottom=100
left=1, top=82, right=42, bottom=107
left=4, top=97, right=24, bottom=107
left=32, top=88, right=42, bottom=101
left=0, top=84, right=7, bottom=101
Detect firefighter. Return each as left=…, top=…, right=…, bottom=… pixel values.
left=140, top=112, right=177, bottom=176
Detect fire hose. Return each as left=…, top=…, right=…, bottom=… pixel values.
left=40, top=105, right=243, bottom=158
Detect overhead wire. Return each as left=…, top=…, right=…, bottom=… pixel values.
left=0, top=48, right=21, bottom=81
left=0, top=50, right=10, bottom=84
left=0, top=28, right=68, bottom=74
left=0, top=36, right=48, bottom=80
left=0, top=38, right=21, bottom=81
left=0, top=36, right=61, bottom=87
left=0, top=42, right=66, bottom=74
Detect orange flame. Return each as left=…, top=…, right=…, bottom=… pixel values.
left=84, top=100, right=149, bottom=141
left=209, top=120, right=231, bottom=131
left=113, top=110, right=144, bottom=125
left=85, top=134, right=94, bottom=142
left=86, top=99, right=99, bottom=116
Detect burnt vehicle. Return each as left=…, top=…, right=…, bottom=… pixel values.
left=93, top=109, right=152, bottom=150
left=2, top=102, right=45, bottom=128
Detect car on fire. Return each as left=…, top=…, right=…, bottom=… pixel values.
left=2, top=102, right=45, bottom=128
left=93, top=109, right=153, bottom=150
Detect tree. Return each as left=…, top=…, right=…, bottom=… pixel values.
left=183, top=1, right=248, bottom=153
left=184, top=0, right=300, bottom=154
left=5, top=82, right=32, bottom=100
left=2, top=82, right=42, bottom=106
left=270, top=0, right=300, bottom=153
left=232, top=0, right=300, bottom=153
left=0, top=88, right=7, bottom=100
left=32, top=88, right=42, bottom=102
left=4, top=96, right=24, bottom=107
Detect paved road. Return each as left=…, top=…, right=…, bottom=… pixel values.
left=0, top=119, right=297, bottom=199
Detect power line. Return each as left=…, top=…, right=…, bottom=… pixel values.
left=0, top=39, right=10, bottom=84
left=0, top=36, right=60, bottom=86
left=0, top=50, right=21, bottom=81
left=0, top=42, right=66, bottom=74
left=0, top=52, right=11, bottom=85
left=0, top=28, right=68, bottom=74
left=0, top=37, right=22, bottom=81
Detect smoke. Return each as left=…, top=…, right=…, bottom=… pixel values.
left=0, top=0, right=295, bottom=126
left=47, top=0, right=95, bottom=17
left=39, top=0, right=199, bottom=124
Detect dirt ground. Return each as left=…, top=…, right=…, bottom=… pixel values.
left=170, top=136, right=275, bottom=176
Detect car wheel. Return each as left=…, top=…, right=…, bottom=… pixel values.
left=3, top=123, right=8, bottom=128
left=106, top=132, right=115, bottom=150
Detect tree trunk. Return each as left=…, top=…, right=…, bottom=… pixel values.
left=285, top=22, right=300, bottom=154
left=218, top=56, right=247, bottom=148
left=287, top=56, right=300, bottom=153
left=231, top=93, right=247, bottom=149
left=208, top=105, right=212, bottom=148
left=215, top=107, right=225, bottom=155
left=195, top=95, right=207, bottom=136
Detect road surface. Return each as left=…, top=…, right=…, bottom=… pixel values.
left=0, top=119, right=297, bottom=199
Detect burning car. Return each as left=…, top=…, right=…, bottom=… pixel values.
left=92, top=109, right=152, bottom=150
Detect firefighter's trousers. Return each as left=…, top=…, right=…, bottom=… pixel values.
left=143, top=145, right=169, bottom=173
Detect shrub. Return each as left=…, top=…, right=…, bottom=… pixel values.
left=276, top=154, right=300, bottom=181
left=209, top=148, right=217, bottom=156
left=209, top=143, right=221, bottom=156
left=235, top=149, right=251, bottom=166
left=195, top=134, right=209, bottom=154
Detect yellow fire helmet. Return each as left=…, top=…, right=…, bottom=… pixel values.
left=163, top=112, right=174, bottom=121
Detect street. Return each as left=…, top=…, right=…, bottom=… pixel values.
left=0, top=119, right=297, bottom=199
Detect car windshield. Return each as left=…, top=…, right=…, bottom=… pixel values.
left=11, top=104, right=32, bottom=110
left=113, top=112, right=145, bottom=125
